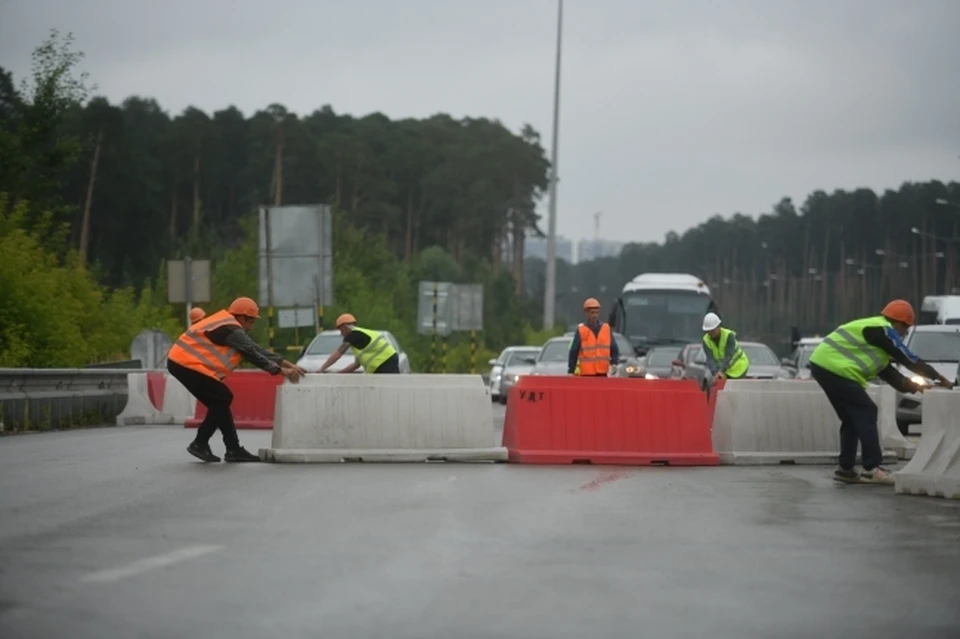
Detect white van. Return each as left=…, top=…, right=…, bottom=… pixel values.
left=919, top=295, right=960, bottom=325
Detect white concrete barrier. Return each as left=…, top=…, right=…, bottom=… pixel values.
left=259, top=374, right=507, bottom=462
left=894, top=390, right=960, bottom=499
left=116, top=373, right=164, bottom=425
left=160, top=375, right=197, bottom=425
left=713, top=380, right=900, bottom=465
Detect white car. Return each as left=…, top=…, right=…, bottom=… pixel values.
left=296, top=329, right=411, bottom=373
left=488, top=346, right=541, bottom=403
left=893, top=324, right=960, bottom=434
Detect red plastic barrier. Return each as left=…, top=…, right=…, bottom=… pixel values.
left=502, top=376, right=720, bottom=466
left=184, top=370, right=283, bottom=430
left=146, top=372, right=167, bottom=411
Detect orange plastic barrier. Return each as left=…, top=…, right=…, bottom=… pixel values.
left=502, top=376, right=720, bottom=465
left=146, top=372, right=167, bottom=411
left=184, top=370, right=283, bottom=430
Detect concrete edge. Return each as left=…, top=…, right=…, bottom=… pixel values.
left=718, top=450, right=901, bottom=466
left=258, top=447, right=509, bottom=463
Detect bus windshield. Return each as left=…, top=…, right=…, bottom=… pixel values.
left=620, top=290, right=713, bottom=348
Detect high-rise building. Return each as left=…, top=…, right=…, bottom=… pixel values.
left=576, top=238, right=624, bottom=263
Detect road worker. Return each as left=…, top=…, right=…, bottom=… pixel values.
left=317, top=313, right=401, bottom=374
left=166, top=296, right=306, bottom=463
left=809, top=299, right=953, bottom=485
left=701, top=312, right=750, bottom=384
left=568, top=297, right=620, bottom=376
left=189, top=307, right=206, bottom=324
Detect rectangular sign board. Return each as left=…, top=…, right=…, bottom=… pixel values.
left=451, top=284, right=484, bottom=331
left=258, top=205, right=333, bottom=308
left=277, top=308, right=317, bottom=329
left=167, top=259, right=211, bottom=303
left=417, top=281, right=453, bottom=336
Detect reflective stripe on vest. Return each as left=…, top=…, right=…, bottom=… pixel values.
left=167, top=309, right=243, bottom=380
left=702, top=327, right=749, bottom=378
left=350, top=327, right=397, bottom=373
left=576, top=322, right=611, bottom=375
left=808, top=316, right=892, bottom=387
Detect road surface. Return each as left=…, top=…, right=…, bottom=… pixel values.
left=1, top=403, right=959, bottom=639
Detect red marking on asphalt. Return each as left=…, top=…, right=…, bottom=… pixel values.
left=576, top=469, right=631, bottom=492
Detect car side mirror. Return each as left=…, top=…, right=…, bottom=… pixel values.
left=488, top=359, right=498, bottom=366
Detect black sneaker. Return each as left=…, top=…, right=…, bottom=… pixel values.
left=187, top=442, right=221, bottom=463
left=832, top=465, right=860, bottom=484
left=223, top=447, right=261, bottom=463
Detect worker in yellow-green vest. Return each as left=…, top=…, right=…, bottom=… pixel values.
left=809, top=299, right=953, bottom=486
left=701, top=312, right=749, bottom=384
left=317, top=313, right=401, bottom=374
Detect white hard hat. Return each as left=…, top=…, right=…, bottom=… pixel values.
left=702, top=312, right=722, bottom=331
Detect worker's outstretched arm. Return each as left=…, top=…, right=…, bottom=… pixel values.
left=318, top=342, right=350, bottom=373
left=340, top=360, right=362, bottom=374
left=210, top=326, right=282, bottom=374
left=876, top=364, right=924, bottom=394
left=568, top=331, right=581, bottom=374
left=702, top=343, right=719, bottom=376
left=862, top=326, right=951, bottom=385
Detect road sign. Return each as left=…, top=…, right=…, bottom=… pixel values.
left=417, top=281, right=453, bottom=336
left=452, top=284, right=484, bottom=331
left=277, top=308, right=316, bottom=329
left=258, top=205, right=333, bottom=308
left=167, top=259, right=211, bottom=304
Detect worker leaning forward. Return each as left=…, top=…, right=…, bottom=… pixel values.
left=568, top=297, right=620, bottom=376
left=701, top=312, right=749, bottom=385
left=317, top=313, right=401, bottom=374
left=167, top=296, right=307, bottom=463
left=809, top=299, right=953, bottom=485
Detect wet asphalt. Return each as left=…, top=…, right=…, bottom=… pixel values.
left=1, top=403, right=959, bottom=639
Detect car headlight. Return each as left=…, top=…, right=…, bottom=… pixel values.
left=645, top=372, right=658, bottom=380
left=910, top=375, right=927, bottom=387
left=624, top=365, right=638, bottom=374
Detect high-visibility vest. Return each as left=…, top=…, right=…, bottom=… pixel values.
left=167, top=309, right=244, bottom=381
left=808, top=315, right=892, bottom=387
left=576, top=322, right=612, bottom=376
left=702, top=327, right=749, bottom=378
left=350, top=327, right=397, bottom=373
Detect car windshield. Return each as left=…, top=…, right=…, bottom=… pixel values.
left=906, top=330, right=960, bottom=362
left=305, top=333, right=345, bottom=355
left=646, top=348, right=680, bottom=367
left=505, top=349, right=540, bottom=366
left=539, top=340, right=571, bottom=362
left=741, top=344, right=779, bottom=366
left=621, top=290, right=713, bottom=345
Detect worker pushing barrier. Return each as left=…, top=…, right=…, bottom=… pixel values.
left=167, top=296, right=307, bottom=463
left=701, top=312, right=749, bottom=385
left=808, top=299, right=954, bottom=485
left=316, top=313, right=402, bottom=374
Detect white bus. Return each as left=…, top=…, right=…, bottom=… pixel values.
left=608, top=273, right=718, bottom=355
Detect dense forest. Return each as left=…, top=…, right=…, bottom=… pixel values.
left=1, top=30, right=957, bottom=368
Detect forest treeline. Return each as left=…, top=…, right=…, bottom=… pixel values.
left=1, top=30, right=957, bottom=366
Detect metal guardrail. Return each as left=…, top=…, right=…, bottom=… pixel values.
left=0, top=368, right=150, bottom=393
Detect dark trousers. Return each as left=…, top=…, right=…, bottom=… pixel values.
left=167, top=360, right=240, bottom=450
left=809, top=362, right=883, bottom=470
left=372, top=353, right=400, bottom=374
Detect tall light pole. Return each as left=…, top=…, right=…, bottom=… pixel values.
left=542, top=0, right=563, bottom=330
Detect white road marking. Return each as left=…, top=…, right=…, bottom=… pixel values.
left=80, top=544, right=223, bottom=584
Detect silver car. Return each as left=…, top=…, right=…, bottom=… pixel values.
left=296, top=329, right=411, bottom=373
left=893, top=324, right=960, bottom=434
left=675, top=341, right=788, bottom=389
left=490, top=346, right=541, bottom=403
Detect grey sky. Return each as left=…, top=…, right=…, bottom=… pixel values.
left=2, top=0, right=958, bottom=246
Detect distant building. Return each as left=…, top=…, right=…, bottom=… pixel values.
left=576, top=239, right=624, bottom=263
left=504, top=235, right=574, bottom=263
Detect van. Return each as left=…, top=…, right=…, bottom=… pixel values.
left=919, top=295, right=960, bottom=325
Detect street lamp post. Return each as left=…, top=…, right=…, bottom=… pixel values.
left=542, top=0, right=563, bottom=330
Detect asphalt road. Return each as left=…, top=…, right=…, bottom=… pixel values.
left=1, top=402, right=959, bottom=639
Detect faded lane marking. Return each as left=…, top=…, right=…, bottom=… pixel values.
left=80, top=545, right=223, bottom=584
left=576, top=469, right=632, bottom=492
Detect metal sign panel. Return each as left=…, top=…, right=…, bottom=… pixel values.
left=417, top=281, right=453, bottom=336
left=167, top=259, right=211, bottom=303
left=277, top=308, right=316, bottom=329
left=452, top=284, right=484, bottom=331
left=258, top=205, right=333, bottom=308
left=129, top=329, right=174, bottom=369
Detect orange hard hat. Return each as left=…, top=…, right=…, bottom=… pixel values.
left=336, top=313, right=357, bottom=328
left=583, top=297, right=601, bottom=311
left=189, top=307, right=206, bottom=323
left=881, top=299, right=915, bottom=326
left=227, top=296, right=260, bottom=319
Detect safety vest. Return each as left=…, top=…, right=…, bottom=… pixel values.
left=702, top=328, right=749, bottom=378
left=575, top=322, right=612, bottom=376
left=350, top=327, right=397, bottom=373
left=167, top=309, right=244, bottom=381
left=808, top=315, right=892, bottom=387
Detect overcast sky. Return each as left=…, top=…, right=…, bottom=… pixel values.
left=1, top=0, right=958, bottom=245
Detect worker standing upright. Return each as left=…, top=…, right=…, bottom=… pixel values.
left=809, top=299, right=953, bottom=485
left=701, top=312, right=749, bottom=384
left=568, top=298, right=620, bottom=376
left=317, top=313, right=401, bottom=374
left=167, top=297, right=306, bottom=463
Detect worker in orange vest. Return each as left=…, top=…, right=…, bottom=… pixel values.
left=189, top=307, right=206, bottom=324
left=568, top=297, right=620, bottom=377
left=166, top=296, right=306, bottom=463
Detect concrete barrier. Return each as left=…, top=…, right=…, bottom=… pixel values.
left=161, top=375, right=197, bottom=425
left=894, top=390, right=960, bottom=500
left=259, top=374, right=507, bottom=462
left=712, top=380, right=899, bottom=465
left=116, top=373, right=164, bottom=425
